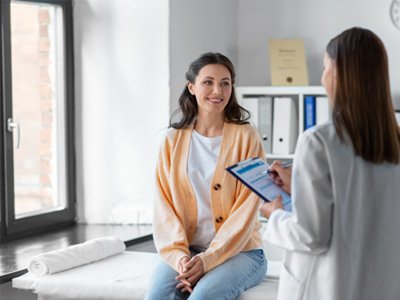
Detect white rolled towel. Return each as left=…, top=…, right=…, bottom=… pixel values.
left=28, top=236, right=126, bottom=276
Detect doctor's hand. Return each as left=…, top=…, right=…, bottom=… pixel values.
left=259, top=194, right=284, bottom=219
left=269, top=161, right=292, bottom=195
left=176, top=256, right=204, bottom=293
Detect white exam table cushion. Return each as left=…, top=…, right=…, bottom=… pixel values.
left=13, top=251, right=280, bottom=299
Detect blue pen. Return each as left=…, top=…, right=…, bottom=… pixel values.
left=267, top=162, right=293, bottom=174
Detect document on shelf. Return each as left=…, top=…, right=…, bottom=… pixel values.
left=316, top=96, right=330, bottom=125
left=241, top=96, right=259, bottom=129
left=259, top=96, right=273, bottom=153
left=226, top=157, right=292, bottom=211
left=395, top=111, right=400, bottom=126
left=304, top=95, right=316, bottom=130
left=272, top=97, right=298, bottom=154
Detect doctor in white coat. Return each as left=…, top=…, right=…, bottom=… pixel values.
left=260, top=27, right=400, bottom=300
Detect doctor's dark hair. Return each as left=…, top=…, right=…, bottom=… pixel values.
left=327, top=27, right=400, bottom=164
left=169, top=52, right=250, bottom=129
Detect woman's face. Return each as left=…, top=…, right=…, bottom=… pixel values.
left=321, top=52, right=336, bottom=106
left=188, top=63, right=232, bottom=117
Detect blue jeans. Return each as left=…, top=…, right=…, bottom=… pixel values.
left=145, top=249, right=267, bottom=300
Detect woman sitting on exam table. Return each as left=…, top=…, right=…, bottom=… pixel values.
left=146, top=52, right=267, bottom=300
left=260, top=27, right=400, bottom=300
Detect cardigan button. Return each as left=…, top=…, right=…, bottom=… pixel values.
left=215, top=216, right=223, bottom=223
left=213, top=183, right=221, bottom=191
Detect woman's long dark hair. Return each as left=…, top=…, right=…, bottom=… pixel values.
left=169, top=52, right=250, bottom=129
left=327, top=27, right=400, bottom=164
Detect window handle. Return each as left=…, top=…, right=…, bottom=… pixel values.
left=7, top=118, right=20, bottom=149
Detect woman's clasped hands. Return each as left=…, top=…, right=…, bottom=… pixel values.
left=175, top=255, right=205, bottom=293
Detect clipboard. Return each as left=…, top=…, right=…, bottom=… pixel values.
left=226, top=157, right=292, bottom=211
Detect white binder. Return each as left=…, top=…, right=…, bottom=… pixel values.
left=258, top=96, right=273, bottom=153
left=272, top=97, right=298, bottom=154
left=241, top=97, right=259, bottom=129
left=316, top=96, right=330, bottom=125
left=395, top=111, right=400, bottom=126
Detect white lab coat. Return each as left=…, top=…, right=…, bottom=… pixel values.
left=265, top=122, right=400, bottom=300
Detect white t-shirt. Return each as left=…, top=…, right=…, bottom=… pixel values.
left=188, top=130, right=222, bottom=251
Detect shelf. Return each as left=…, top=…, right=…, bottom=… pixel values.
left=236, top=85, right=325, bottom=96
left=236, top=86, right=327, bottom=159
left=266, top=153, right=295, bottom=160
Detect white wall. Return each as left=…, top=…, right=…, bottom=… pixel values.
left=236, top=0, right=400, bottom=108
left=73, top=0, right=399, bottom=224
left=169, top=0, right=400, bottom=112
left=169, top=0, right=238, bottom=114
left=74, top=0, right=169, bottom=223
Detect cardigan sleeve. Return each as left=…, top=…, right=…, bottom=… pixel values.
left=152, top=131, right=190, bottom=272
left=197, top=126, right=266, bottom=272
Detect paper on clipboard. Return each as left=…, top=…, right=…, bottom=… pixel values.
left=226, top=157, right=292, bottom=211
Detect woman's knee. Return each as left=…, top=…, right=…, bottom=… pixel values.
left=189, top=250, right=267, bottom=300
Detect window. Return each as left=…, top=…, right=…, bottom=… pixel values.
left=0, top=0, right=75, bottom=241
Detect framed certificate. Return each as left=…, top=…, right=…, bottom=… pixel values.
left=269, top=39, right=309, bottom=86
left=226, top=157, right=292, bottom=211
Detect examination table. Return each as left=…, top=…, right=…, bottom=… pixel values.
left=12, top=238, right=281, bottom=299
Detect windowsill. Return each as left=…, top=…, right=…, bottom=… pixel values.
left=0, top=224, right=153, bottom=284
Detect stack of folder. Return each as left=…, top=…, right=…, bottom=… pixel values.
left=241, top=93, right=330, bottom=156
left=242, top=96, right=297, bottom=155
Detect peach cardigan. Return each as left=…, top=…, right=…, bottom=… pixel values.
left=153, top=122, right=265, bottom=273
